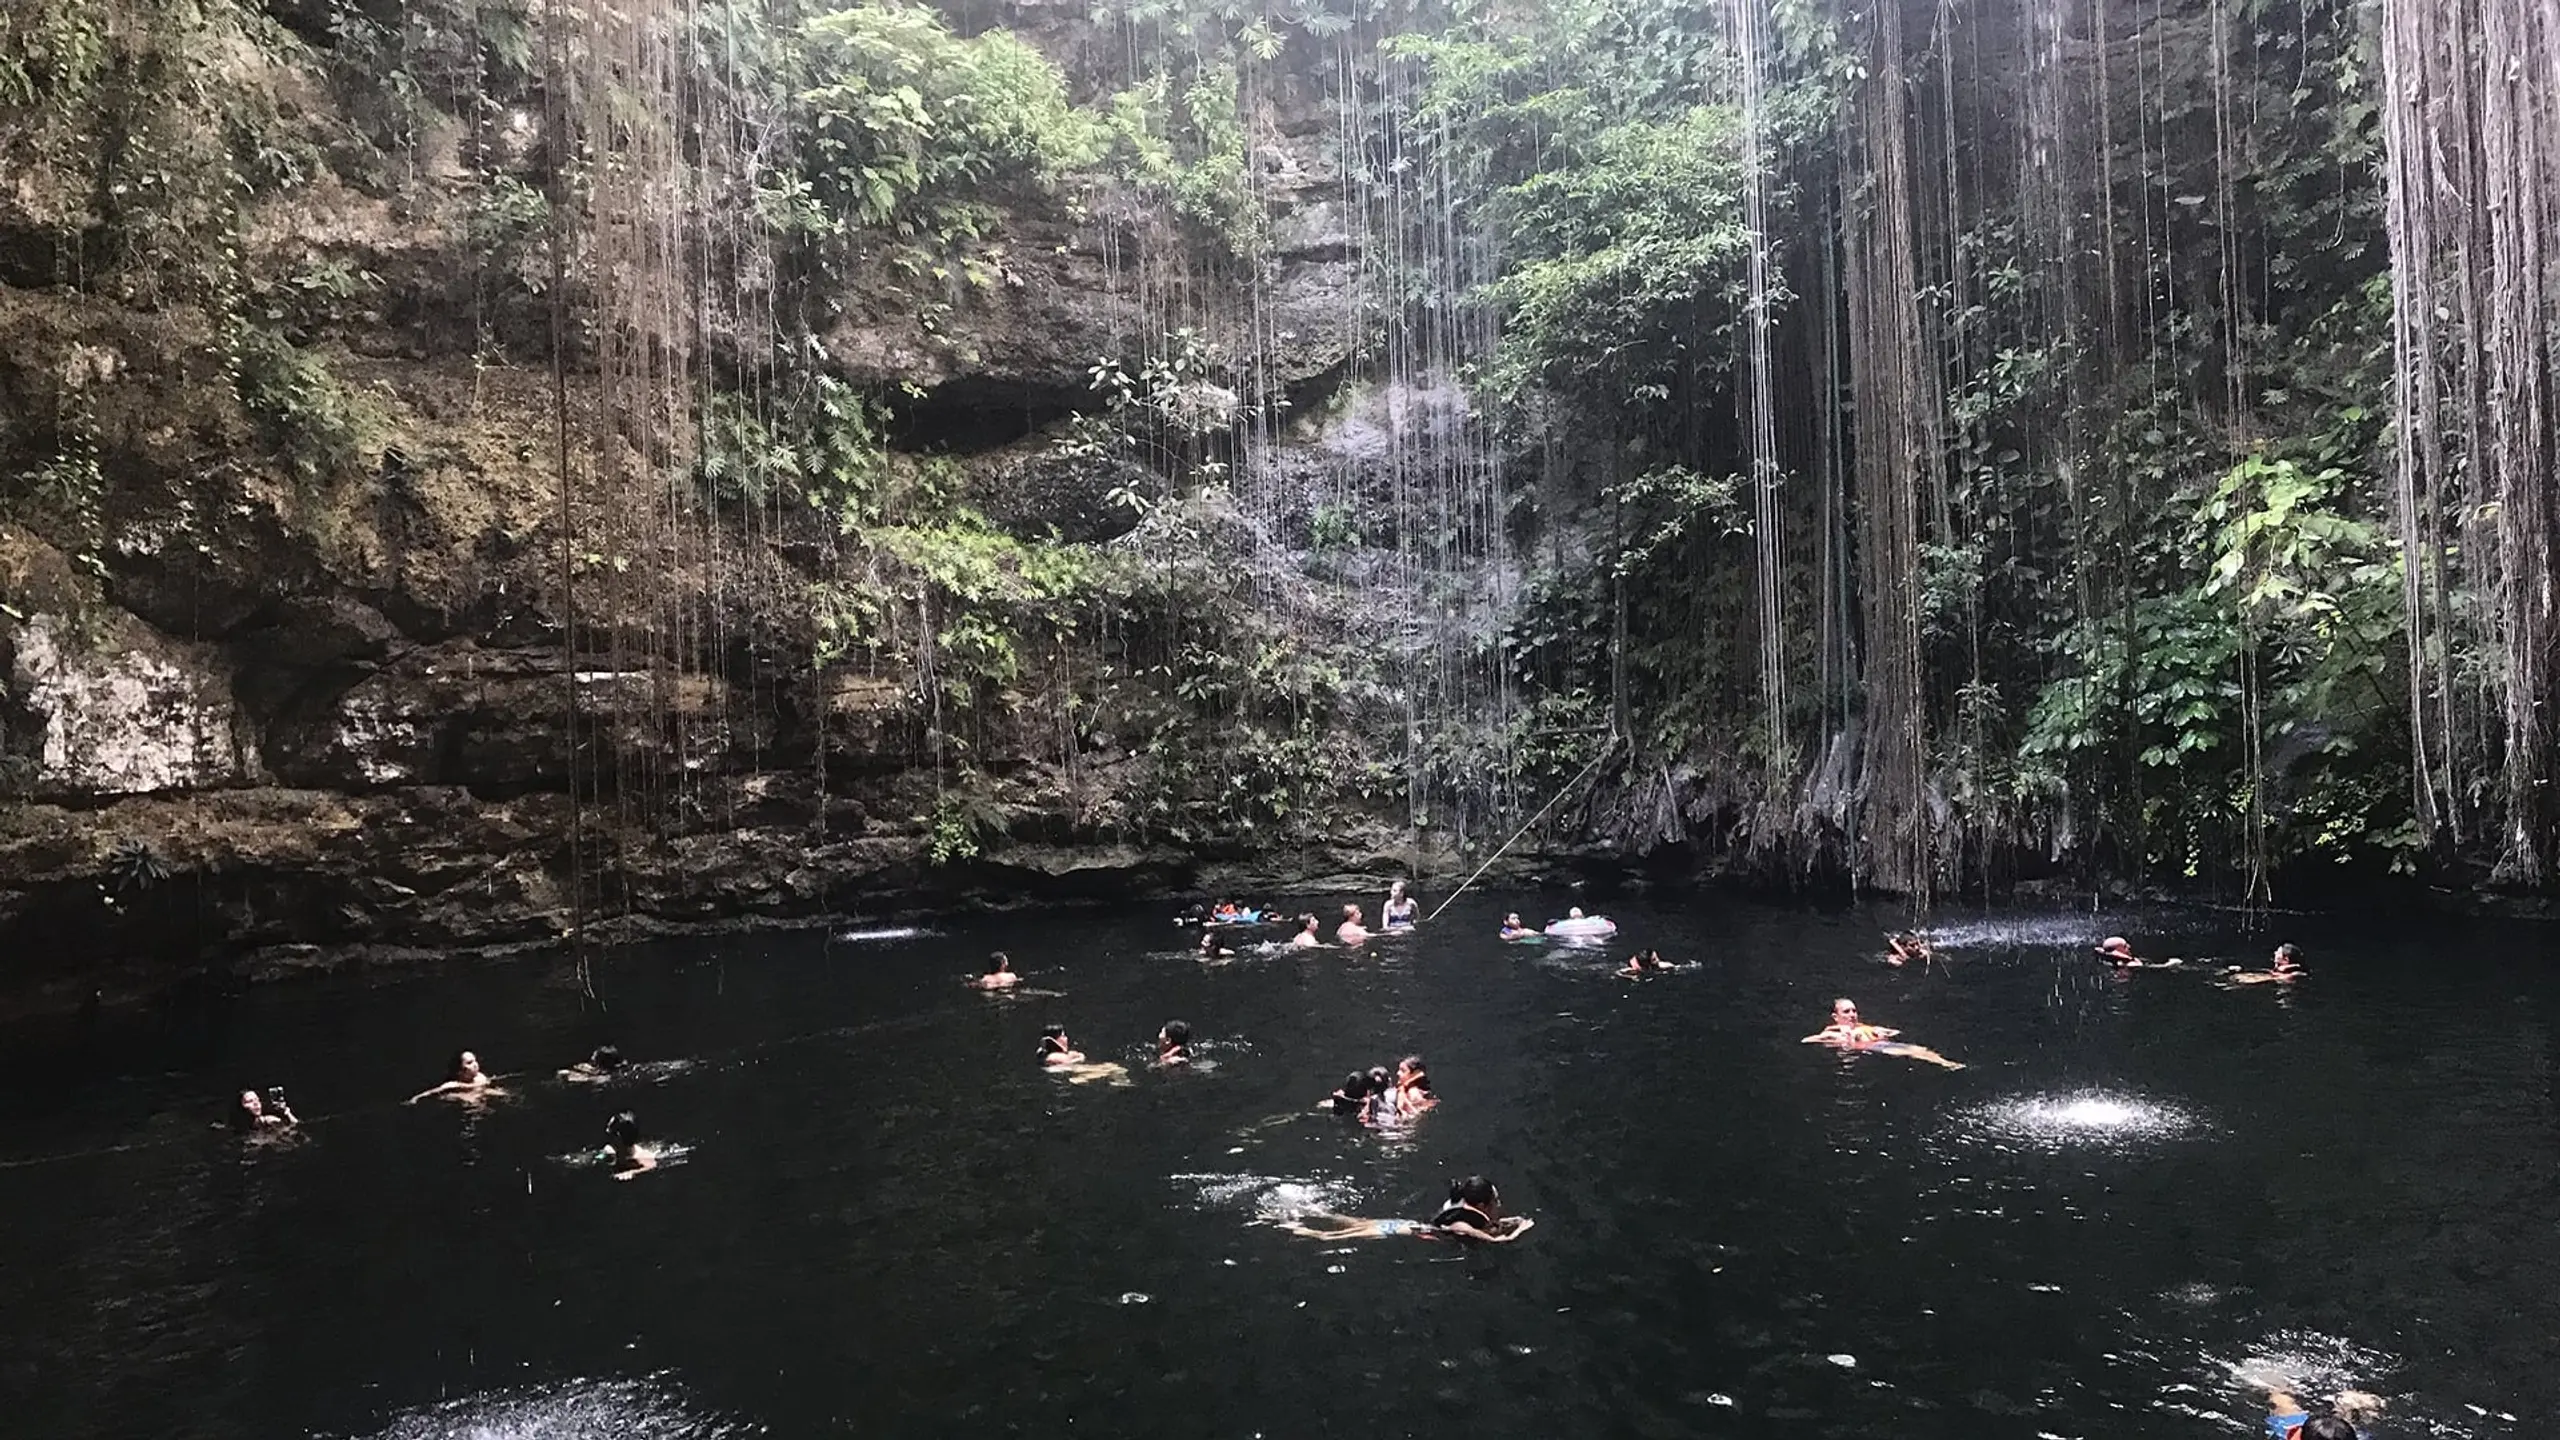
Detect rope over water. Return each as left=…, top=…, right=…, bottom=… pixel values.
left=1425, top=741, right=1616, bottom=924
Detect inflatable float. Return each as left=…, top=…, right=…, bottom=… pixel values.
left=1543, top=916, right=1619, bottom=939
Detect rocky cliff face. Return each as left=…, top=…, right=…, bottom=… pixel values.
left=0, top=0, right=1520, bottom=1005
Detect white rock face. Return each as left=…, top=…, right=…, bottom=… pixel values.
left=9, top=612, right=254, bottom=794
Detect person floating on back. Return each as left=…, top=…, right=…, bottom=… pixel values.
left=410, top=1049, right=501, bottom=1104
left=972, top=953, right=1021, bottom=990
left=2229, top=943, right=2306, bottom=986
left=1212, top=899, right=1243, bottom=924
left=1801, top=999, right=1964, bottom=1070
left=1277, top=1174, right=1534, bottom=1244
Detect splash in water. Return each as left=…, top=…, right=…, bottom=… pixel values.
left=1171, top=1172, right=1362, bottom=1221
left=1923, top=915, right=2114, bottom=950
left=336, top=1376, right=753, bottom=1440
left=1950, top=1090, right=2205, bottom=1150
left=833, top=926, right=927, bottom=943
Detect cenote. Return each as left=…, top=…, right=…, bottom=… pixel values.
left=2, top=897, right=2550, bottom=1438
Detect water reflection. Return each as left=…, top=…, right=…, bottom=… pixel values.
left=1949, top=1089, right=2206, bottom=1151
left=337, top=1376, right=753, bottom=1440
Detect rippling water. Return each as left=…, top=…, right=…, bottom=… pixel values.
left=0, top=896, right=2551, bottom=1437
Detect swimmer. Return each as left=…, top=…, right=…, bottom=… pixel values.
left=1885, top=931, right=1933, bottom=968
left=2258, top=1376, right=2385, bottom=1439
left=601, top=1110, right=658, bottom=1179
left=1197, top=929, right=1237, bottom=961
left=1362, top=1064, right=1402, bottom=1124
left=1212, top=898, right=1242, bottom=923
left=1287, top=914, right=1324, bottom=948
left=2096, top=935, right=2183, bottom=968
left=972, top=952, right=1021, bottom=990
left=1158, top=1020, right=1193, bottom=1066
left=1321, top=1070, right=1371, bottom=1115
left=1394, top=1054, right=1434, bottom=1111
left=1381, top=881, right=1418, bottom=929
left=1802, top=999, right=1964, bottom=1070
left=408, top=1049, right=500, bottom=1103
left=229, top=1087, right=298, bottom=1132
left=2229, top=942, right=2306, bottom=985
left=1498, top=912, right=1536, bottom=941
left=560, top=1045, right=626, bottom=1082
left=1277, top=1175, right=1534, bottom=1244
left=1337, top=904, right=1370, bottom=945
left=1616, top=949, right=1674, bottom=978
left=1038, top=1024, right=1086, bottom=1067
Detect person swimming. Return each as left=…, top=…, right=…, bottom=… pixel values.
left=2258, top=1376, right=2384, bottom=1440
left=2229, top=942, right=2306, bottom=985
left=1394, top=1055, right=1434, bottom=1111
left=1288, top=914, right=1323, bottom=948
left=1616, top=949, right=1674, bottom=978
left=1337, top=904, right=1370, bottom=945
left=409, top=1049, right=499, bottom=1103
left=602, top=1110, right=658, bottom=1179
left=1498, top=912, right=1536, bottom=941
left=1381, top=881, right=1418, bottom=929
left=1211, top=899, right=1242, bottom=923
left=229, top=1087, right=298, bottom=1132
left=1360, top=1064, right=1404, bottom=1125
left=1277, top=1174, right=1534, bottom=1244
left=1884, top=932, right=1934, bottom=968
left=560, top=1045, right=626, bottom=1082
left=1158, top=1020, right=1193, bottom=1066
left=1321, top=1070, right=1371, bottom=1115
left=1197, top=929, right=1237, bottom=960
left=1038, top=1024, right=1086, bottom=1067
left=972, top=952, right=1021, bottom=990
left=1802, top=999, right=1965, bottom=1070
left=2096, top=935, right=2181, bottom=968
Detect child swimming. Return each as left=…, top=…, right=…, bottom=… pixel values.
left=1498, top=913, right=1537, bottom=941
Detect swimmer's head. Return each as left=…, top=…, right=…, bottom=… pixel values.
left=589, top=1045, right=624, bottom=1071
left=1343, top=903, right=1363, bottom=922
left=604, top=1110, right=641, bottom=1151
left=1300, top=914, right=1318, bottom=931
left=1568, top=906, right=1585, bottom=919
left=1448, top=1174, right=1499, bottom=1212
left=2096, top=936, right=2134, bottom=960
left=1366, top=1065, right=1392, bottom=1093
left=1831, top=998, right=1858, bottom=1022
left=1160, top=1020, right=1191, bottom=1050
left=1039, top=1024, right=1071, bottom=1054
left=449, top=1050, right=481, bottom=1081
left=232, top=1089, right=264, bottom=1129
left=2300, top=1419, right=2357, bottom=1440
left=987, top=951, right=1013, bottom=974
left=1504, top=912, right=1521, bottom=926
left=2272, top=942, right=2300, bottom=969
left=1339, top=1070, right=1371, bottom=1099
left=1198, top=929, right=1220, bottom=951
left=1389, top=880, right=1407, bottom=898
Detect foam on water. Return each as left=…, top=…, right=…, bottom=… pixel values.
left=1922, top=915, right=2115, bottom=950
left=832, top=926, right=926, bottom=942
left=337, top=1376, right=753, bottom=1440
left=1171, top=1172, right=1362, bottom=1220
left=1949, top=1089, right=2205, bottom=1150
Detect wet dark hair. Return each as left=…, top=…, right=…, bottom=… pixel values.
left=2299, top=1418, right=2356, bottom=1440
left=1039, top=1024, right=1070, bottom=1054
left=589, top=1045, right=624, bottom=1071
left=987, top=951, right=1012, bottom=973
left=1300, top=914, right=1318, bottom=929
left=1366, top=1066, right=1393, bottom=1097
left=1198, top=929, right=1222, bottom=951
left=1338, top=1070, right=1371, bottom=1099
left=229, top=1090, right=263, bottom=1132
left=1398, top=1055, right=1429, bottom=1091
left=605, top=1111, right=641, bottom=1151
left=1161, top=1020, right=1191, bottom=1046
left=2273, top=943, right=2300, bottom=965
left=1447, top=1174, right=1496, bottom=1208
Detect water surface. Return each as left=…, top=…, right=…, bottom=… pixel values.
left=2, top=896, right=2550, bottom=1437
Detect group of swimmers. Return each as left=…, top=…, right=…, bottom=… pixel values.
left=2096, top=934, right=2308, bottom=985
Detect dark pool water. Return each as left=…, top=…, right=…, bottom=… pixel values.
left=2, top=894, right=2553, bottom=1438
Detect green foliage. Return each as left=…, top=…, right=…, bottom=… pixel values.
left=921, top=777, right=1009, bottom=864
left=232, top=329, right=384, bottom=485
left=796, top=2, right=1098, bottom=236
